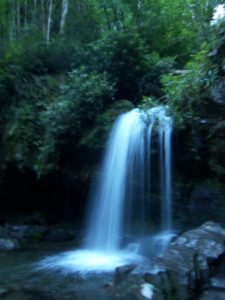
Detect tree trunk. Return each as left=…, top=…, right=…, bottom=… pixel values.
left=112, top=5, right=120, bottom=31
left=24, top=0, right=27, bottom=28
left=10, top=0, right=16, bottom=40
left=103, top=5, right=111, bottom=30
left=46, top=0, right=53, bottom=46
left=60, top=0, right=69, bottom=35
left=16, top=0, right=20, bottom=28
left=33, top=0, right=37, bottom=19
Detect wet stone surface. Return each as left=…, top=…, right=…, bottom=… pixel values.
left=113, top=222, right=225, bottom=299
left=0, top=223, right=76, bottom=251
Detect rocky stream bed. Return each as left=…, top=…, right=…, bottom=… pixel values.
left=1, top=221, right=225, bottom=300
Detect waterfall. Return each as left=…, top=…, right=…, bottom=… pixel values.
left=85, top=106, right=173, bottom=253
left=38, top=106, right=173, bottom=274
left=85, top=110, right=145, bottom=252
left=157, top=108, right=173, bottom=230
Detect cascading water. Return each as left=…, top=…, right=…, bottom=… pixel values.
left=85, top=110, right=146, bottom=252
left=157, top=108, right=173, bottom=231
left=37, top=106, right=173, bottom=274
left=85, top=106, right=173, bottom=252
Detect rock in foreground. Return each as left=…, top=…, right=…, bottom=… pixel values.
left=113, top=222, right=225, bottom=300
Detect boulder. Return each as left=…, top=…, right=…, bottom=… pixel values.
left=210, top=276, right=225, bottom=289
left=111, top=274, right=163, bottom=300
left=211, top=82, right=225, bottom=104
left=114, top=264, right=137, bottom=286
left=0, top=222, right=76, bottom=249
left=110, top=222, right=225, bottom=299
left=0, top=238, right=20, bottom=250
left=143, top=222, right=225, bottom=299
left=4, top=224, right=48, bottom=243
left=0, top=287, right=9, bottom=297
left=113, top=222, right=225, bottom=299
left=197, top=289, right=225, bottom=300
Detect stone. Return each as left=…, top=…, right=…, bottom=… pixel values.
left=197, top=289, right=225, bottom=300
left=5, top=224, right=48, bottom=243
left=0, top=223, right=77, bottom=248
left=196, top=255, right=210, bottom=287
left=104, top=222, right=225, bottom=299
left=207, top=49, right=218, bottom=57
left=172, top=222, right=225, bottom=260
left=210, top=276, right=225, bottom=289
left=0, top=287, right=9, bottom=297
left=143, top=222, right=225, bottom=299
left=114, top=264, right=137, bottom=286
left=210, top=80, right=225, bottom=106
left=112, top=275, right=157, bottom=300
left=0, top=238, right=20, bottom=250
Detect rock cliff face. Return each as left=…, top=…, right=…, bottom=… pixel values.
left=208, top=28, right=225, bottom=179
left=172, top=27, right=225, bottom=229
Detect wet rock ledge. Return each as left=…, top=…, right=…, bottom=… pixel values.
left=112, top=221, right=225, bottom=300
left=0, top=224, right=75, bottom=250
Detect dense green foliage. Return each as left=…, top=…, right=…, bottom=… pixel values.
left=0, top=0, right=224, bottom=181
left=162, top=48, right=217, bottom=125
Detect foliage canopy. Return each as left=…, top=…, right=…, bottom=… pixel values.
left=0, top=0, right=224, bottom=178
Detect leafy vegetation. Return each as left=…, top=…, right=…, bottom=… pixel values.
left=0, top=0, right=224, bottom=182
left=162, top=47, right=218, bottom=126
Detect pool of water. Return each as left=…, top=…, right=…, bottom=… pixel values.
left=0, top=232, right=174, bottom=300
left=0, top=246, right=111, bottom=300
left=0, top=245, right=151, bottom=300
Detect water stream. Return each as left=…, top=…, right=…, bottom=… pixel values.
left=85, top=106, right=173, bottom=252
